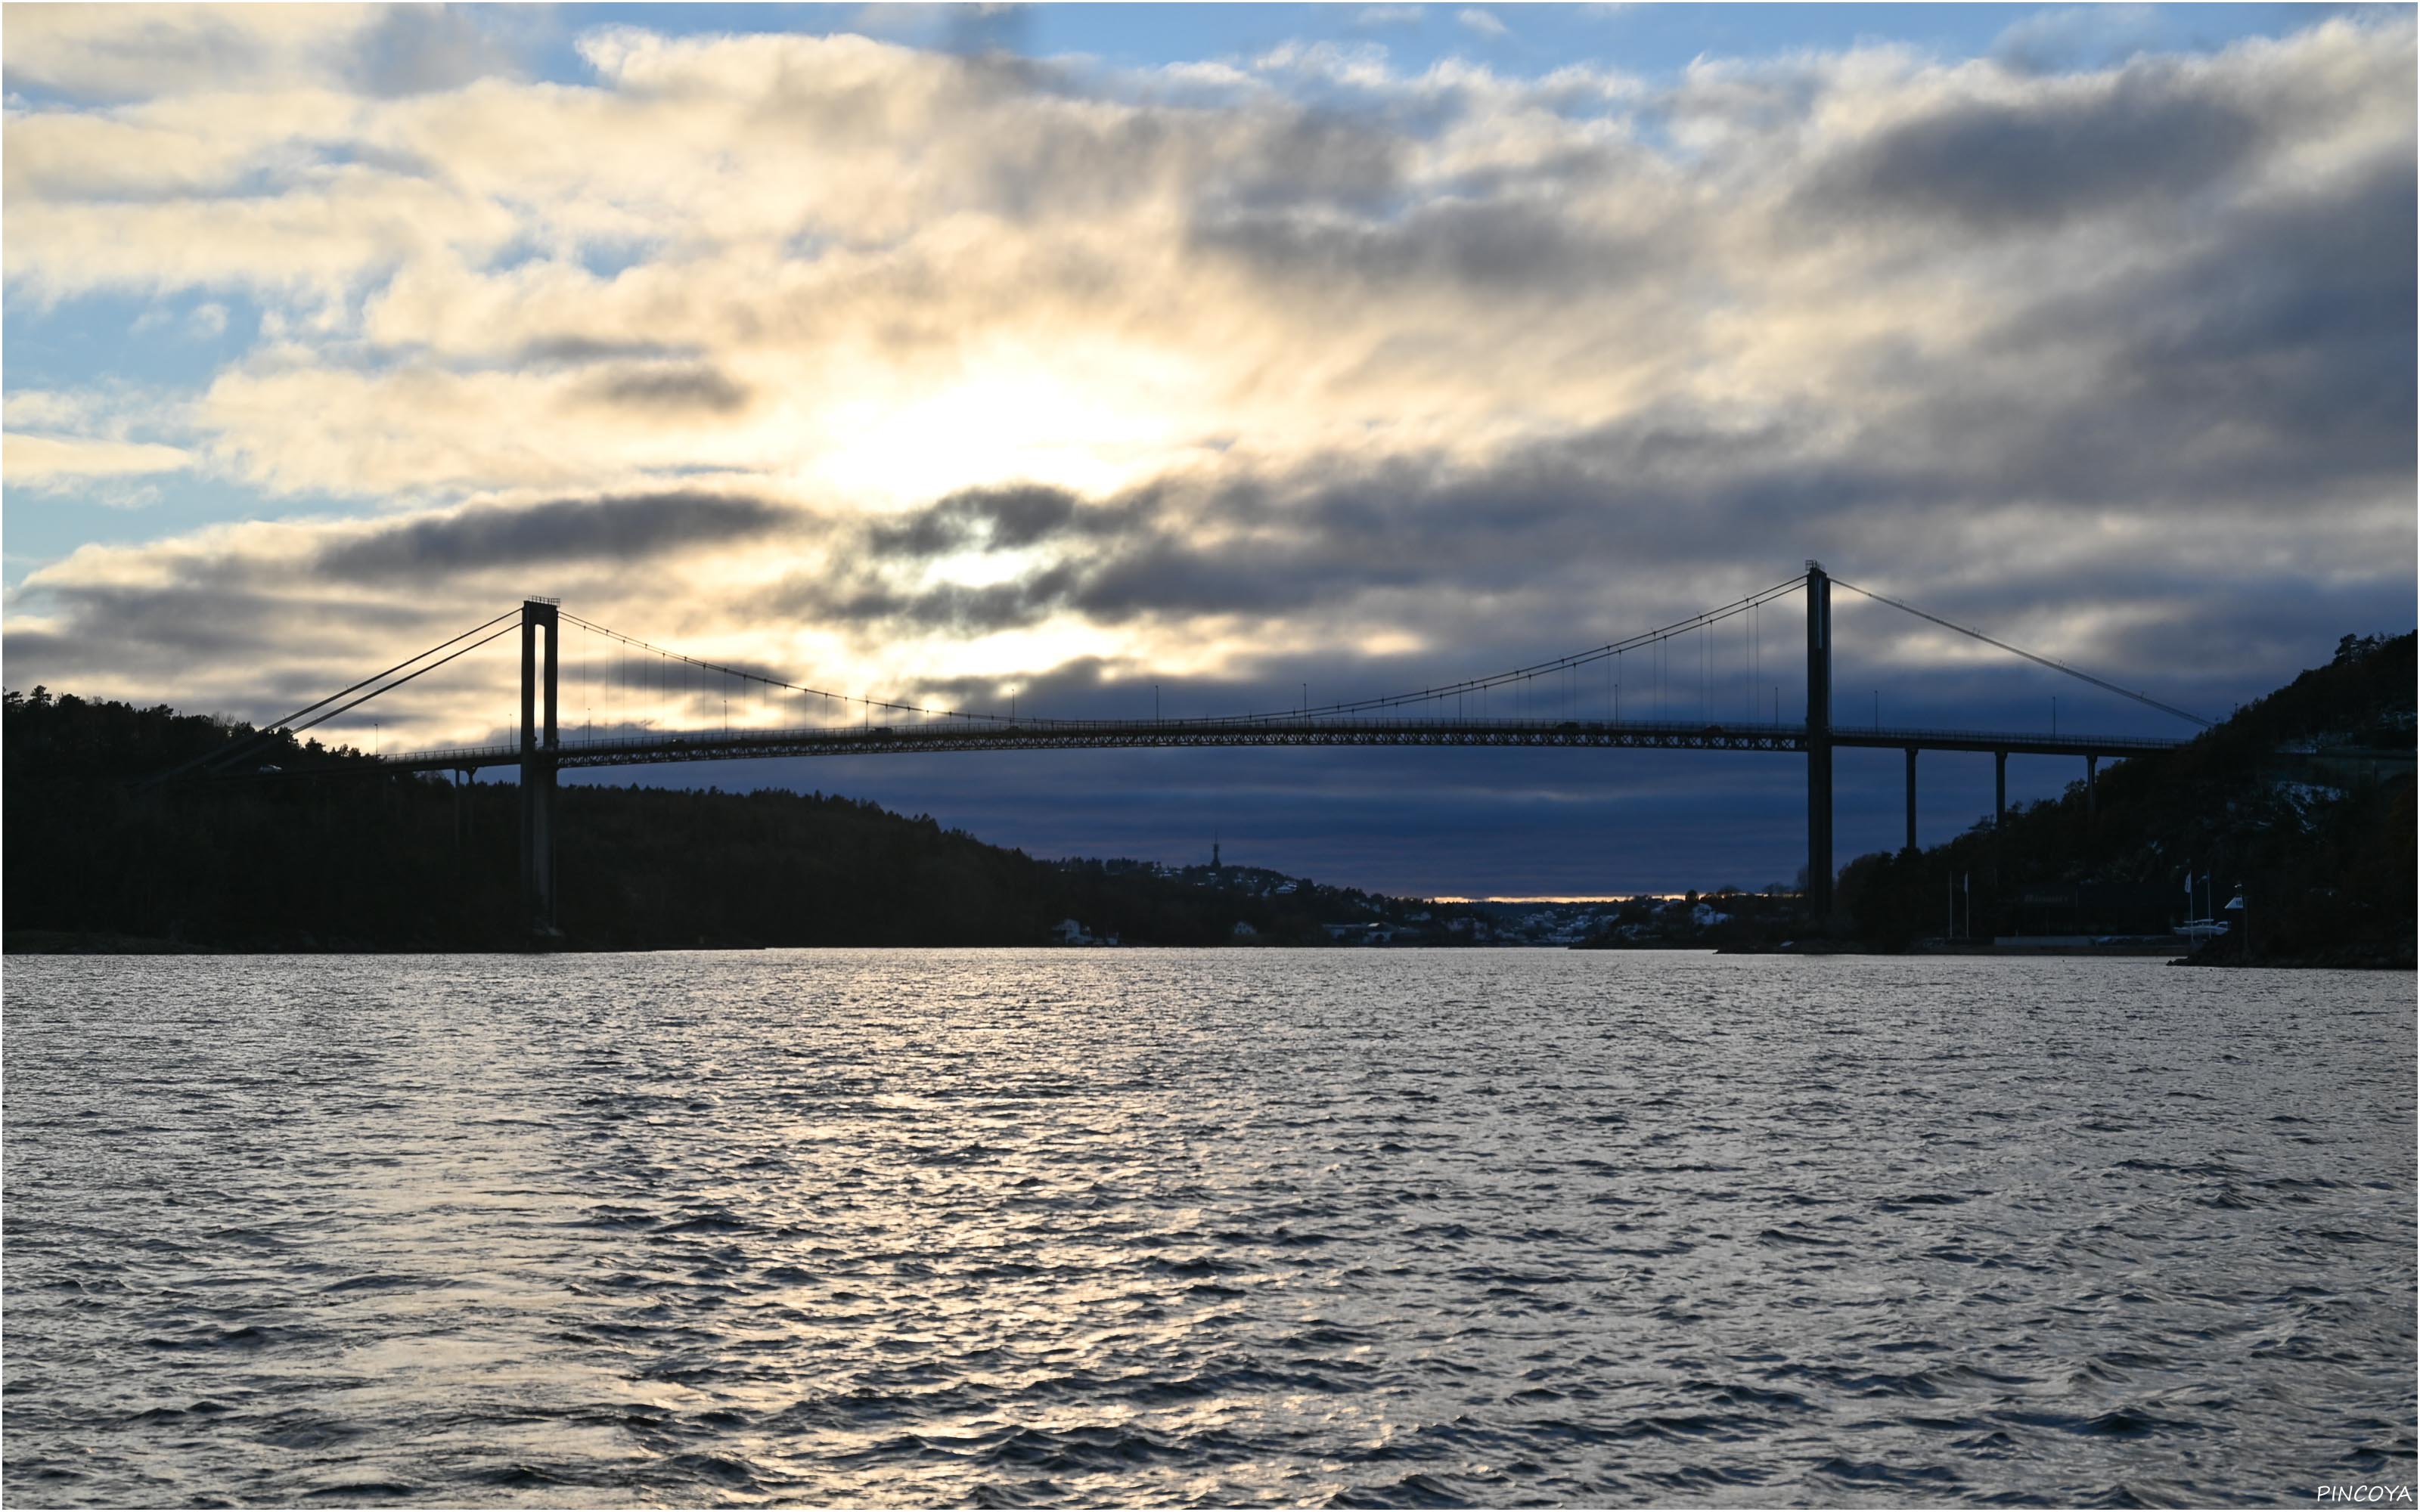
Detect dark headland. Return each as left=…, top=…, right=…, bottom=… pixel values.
left=1791, top=630, right=2413, bottom=969
left=5, top=634, right=2409, bottom=964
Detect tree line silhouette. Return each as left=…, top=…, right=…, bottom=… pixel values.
left=0, top=689, right=1436, bottom=950
left=1831, top=632, right=2415, bottom=965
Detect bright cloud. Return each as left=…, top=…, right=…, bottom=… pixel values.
left=0, top=5, right=383, bottom=100
left=4, top=435, right=195, bottom=487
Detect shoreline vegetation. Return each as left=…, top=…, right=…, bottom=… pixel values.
left=1829, top=631, right=2413, bottom=971
left=5, top=634, right=2409, bottom=965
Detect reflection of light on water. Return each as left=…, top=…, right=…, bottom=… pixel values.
left=3, top=950, right=2412, bottom=1504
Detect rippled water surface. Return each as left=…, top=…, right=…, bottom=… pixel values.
left=5, top=950, right=2413, bottom=1507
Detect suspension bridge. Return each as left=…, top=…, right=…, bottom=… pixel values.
left=166, top=563, right=2207, bottom=935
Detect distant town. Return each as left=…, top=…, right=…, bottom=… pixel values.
left=1041, top=857, right=1786, bottom=949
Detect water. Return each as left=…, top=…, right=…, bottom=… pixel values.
left=5, top=950, right=2412, bottom=1507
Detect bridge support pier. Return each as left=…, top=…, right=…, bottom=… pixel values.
left=2086, top=755, right=2098, bottom=820
left=1903, top=748, right=1917, bottom=855
left=1990, top=748, right=2009, bottom=928
left=1805, top=562, right=1832, bottom=921
left=520, top=600, right=560, bottom=937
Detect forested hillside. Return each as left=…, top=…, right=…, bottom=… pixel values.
left=1834, top=633, right=2415, bottom=965
left=0, top=689, right=1447, bottom=950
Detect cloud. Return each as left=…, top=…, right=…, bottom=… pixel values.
left=1251, top=39, right=1395, bottom=87
left=3, top=390, right=114, bottom=432
left=865, top=484, right=1107, bottom=559
left=310, top=490, right=797, bottom=581
left=1992, top=5, right=2164, bottom=76
left=347, top=4, right=519, bottom=97
left=1806, top=61, right=2267, bottom=231
left=576, top=364, right=753, bottom=417
left=3, top=434, right=196, bottom=486
left=2, top=489, right=811, bottom=739
left=1458, top=9, right=1508, bottom=39
left=752, top=367, right=2414, bottom=670
left=1190, top=195, right=1657, bottom=294
left=0, top=5, right=380, bottom=101
left=941, top=4, right=1034, bottom=59
left=133, top=300, right=231, bottom=339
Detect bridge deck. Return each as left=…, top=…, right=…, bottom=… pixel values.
left=362, top=717, right=2188, bottom=776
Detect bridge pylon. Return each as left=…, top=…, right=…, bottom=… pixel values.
left=520, top=599, right=560, bottom=937
left=1806, top=560, right=1832, bottom=923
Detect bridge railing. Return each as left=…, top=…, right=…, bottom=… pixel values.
left=358, top=714, right=2187, bottom=775
left=379, top=714, right=1815, bottom=765
left=1830, top=725, right=2188, bottom=752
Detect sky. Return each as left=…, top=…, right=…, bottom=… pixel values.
left=3, top=2, right=2413, bottom=897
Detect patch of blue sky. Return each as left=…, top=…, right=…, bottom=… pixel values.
left=468, top=233, right=656, bottom=283
left=4, top=290, right=260, bottom=395
left=476, top=234, right=563, bottom=277
left=0, top=5, right=2356, bottom=109
left=2, top=476, right=367, bottom=590
left=577, top=240, right=661, bottom=281
left=530, top=3, right=2349, bottom=88
left=2, top=79, right=101, bottom=110
left=296, top=138, right=437, bottom=180
left=783, top=229, right=838, bottom=262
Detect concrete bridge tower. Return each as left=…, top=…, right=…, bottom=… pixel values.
left=520, top=598, right=560, bottom=936
left=1805, top=561, right=1832, bottom=923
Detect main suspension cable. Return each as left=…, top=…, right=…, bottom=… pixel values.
left=1830, top=577, right=2211, bottom=728
left=275, top=623, right=523, bottom=749
left=561, top=578, right=1807, bottom=733
left=560, top=612, right=1007, bottom=724
left=160, top=609, right=523, bottom=781
left=1208, top=575, right=1806, bottom=723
